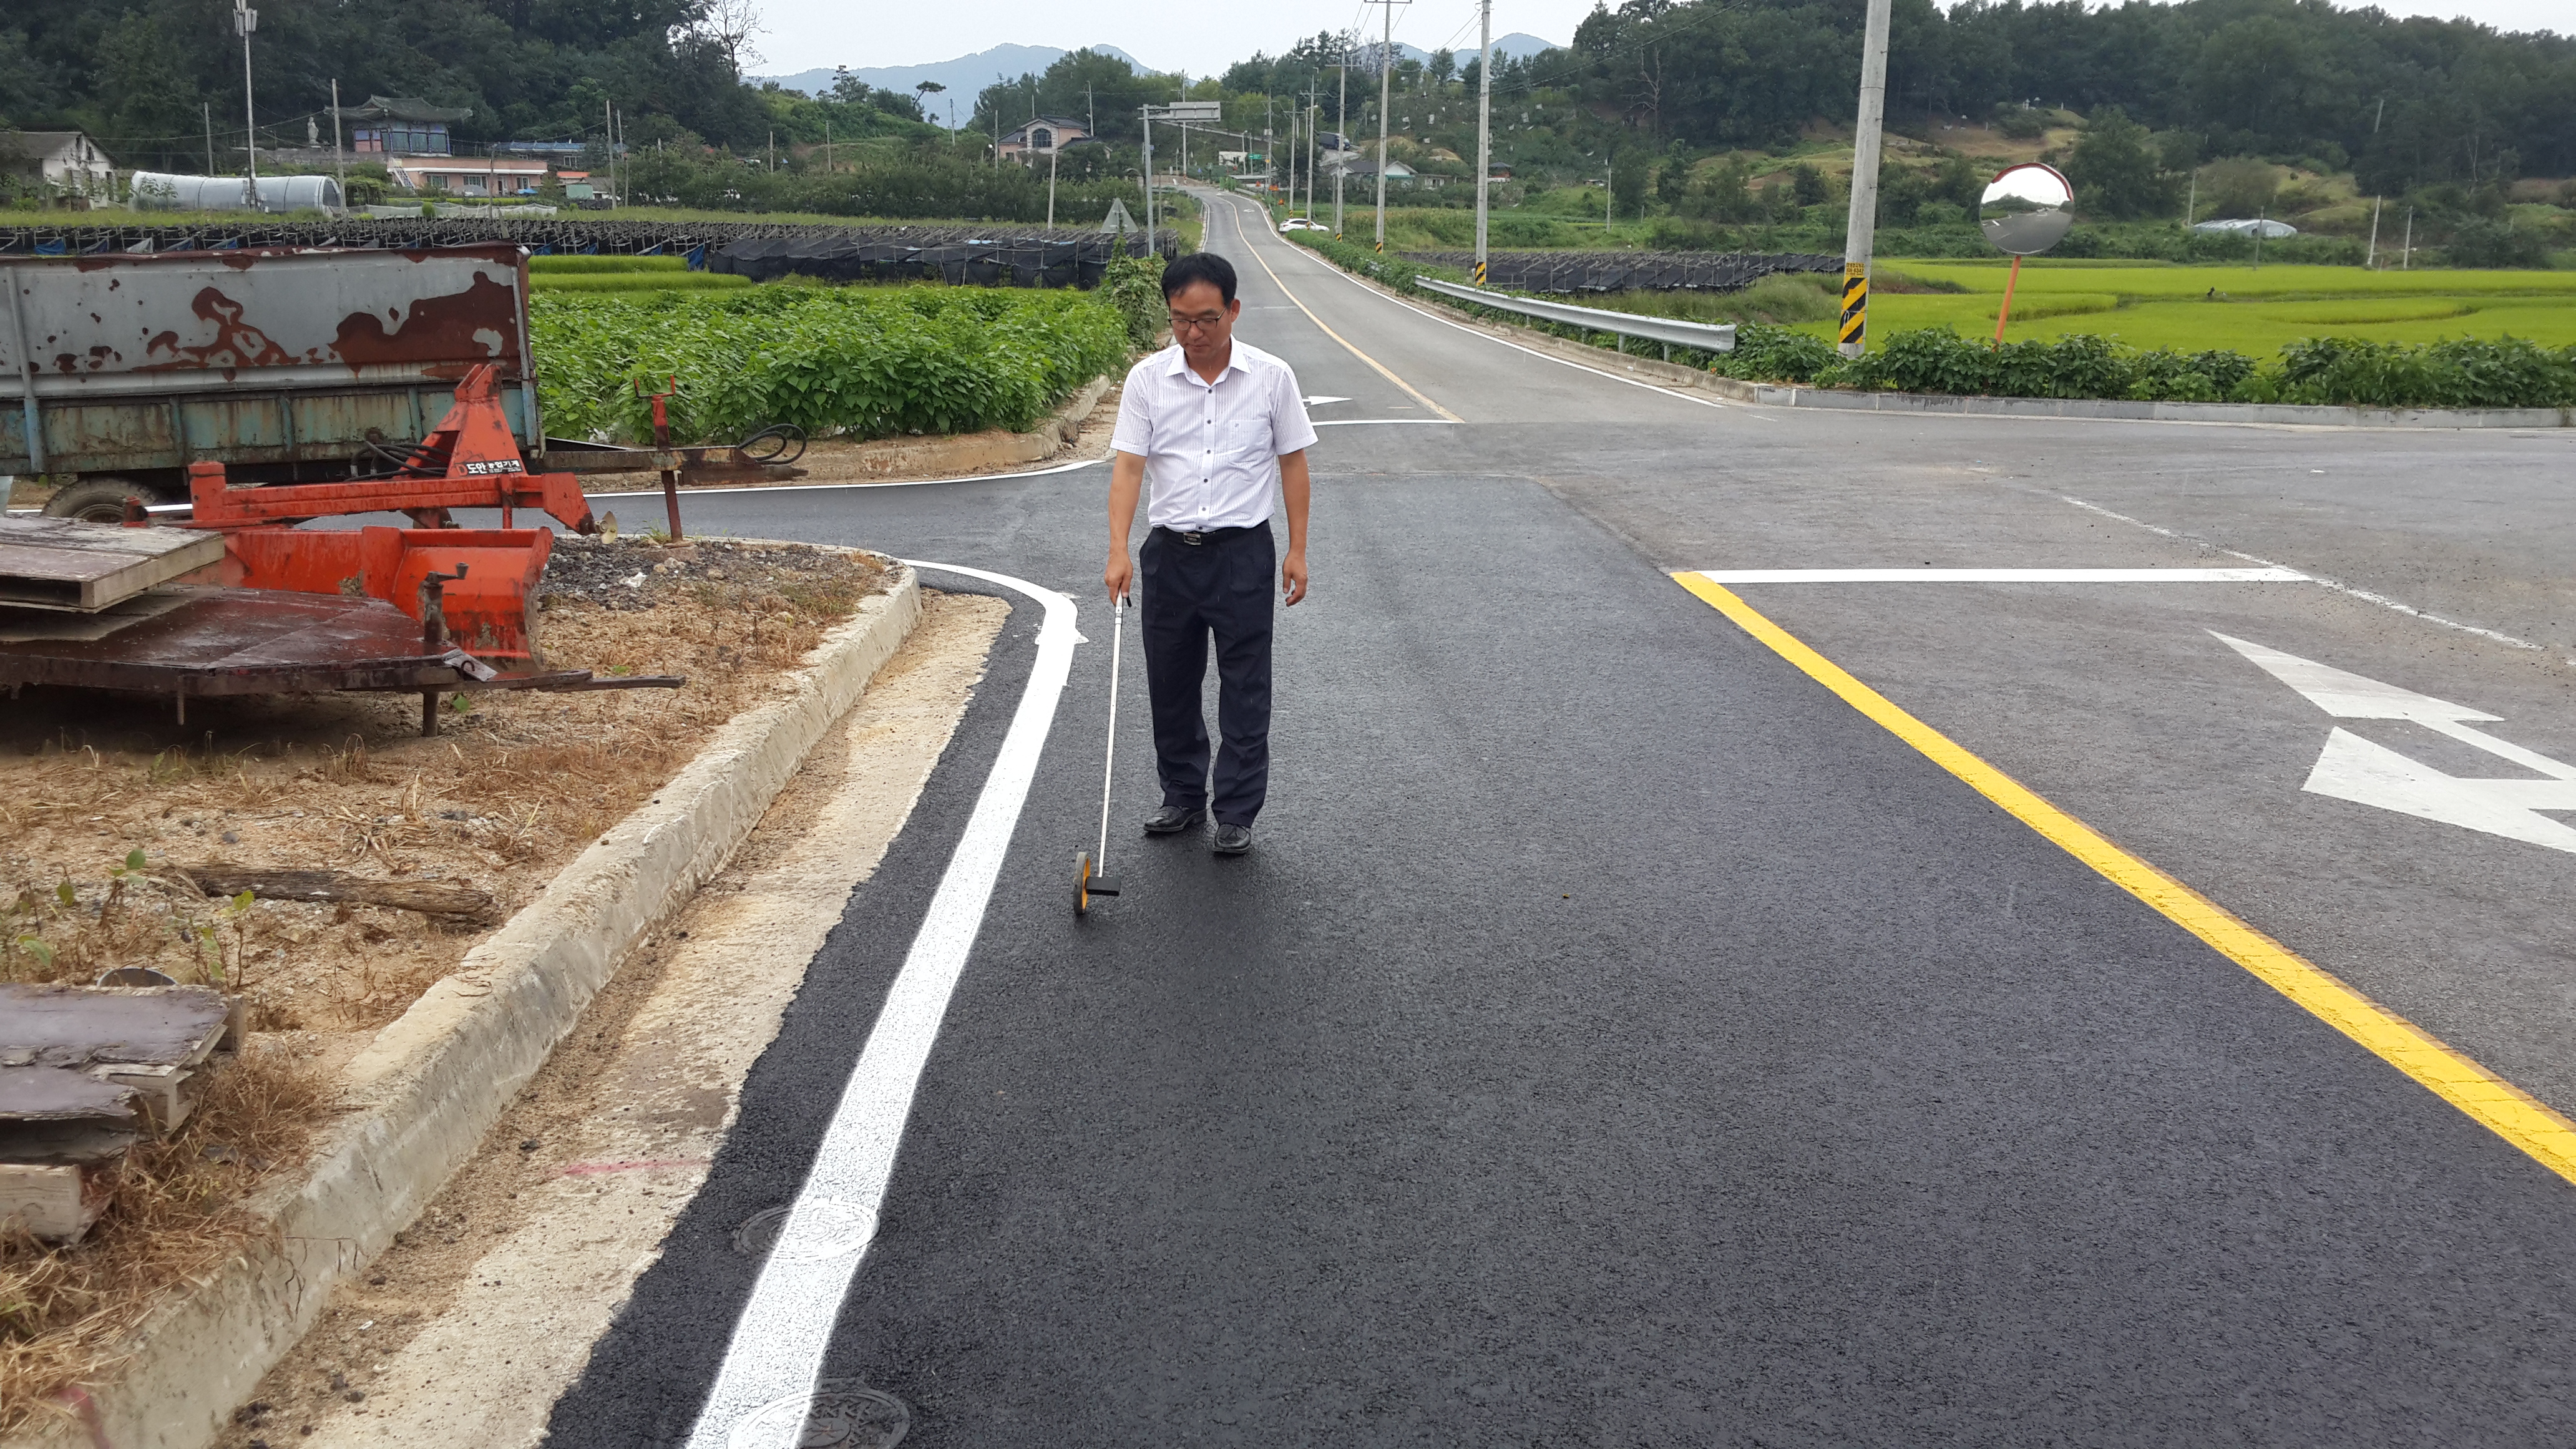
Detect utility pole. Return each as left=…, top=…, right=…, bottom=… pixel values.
left=2183, top=169, right=2196, bottom=227
left=825, top=119, right=832, bottom=173
left=2366, top=195, right=2382, bottom=268
left=1142, top=109, right=1155, bottom=253
left=330, top=79, right=346, bottom=212
left=233, top=0, right=260, bottom=198
left=1474, top=0, right=1493, bottom=285
left=605, top=100, right=615, bottom=209
left=1335, top=59, right=1348, bottom=237
left=2401, top=205, right=2413, bottom=269
left=1046, top=144, right=1059, bottom=228
left=1837, top=0, right=1892, bottom=356
left=1368, top=0, right=1407, bottom=250
left=1308, top=92, right=1320, bottom=218
left=205, top=102, right=215, bottom=176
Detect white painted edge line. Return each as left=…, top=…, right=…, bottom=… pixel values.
left=1232, top=198, right=1744, bottom=417
left=1310, top=418, right=1463, bottom=427
left=2056, top=494, right=2549, bottom=652
left=683, top=560, right=1078, bottom=1449
left=1699, top=567, right=2312, bottom=583
left=589, top=452, right=1106, bottom=502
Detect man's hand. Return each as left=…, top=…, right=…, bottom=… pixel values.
left=1282, top=548, right=1308, bottom=606
left=1107, top=449, right=1144, bottom=603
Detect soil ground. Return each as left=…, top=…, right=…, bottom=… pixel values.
left=0, top=537, right=888, bottom=1433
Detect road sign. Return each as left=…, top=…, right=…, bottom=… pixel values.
left=1154, top=101, right=1222, bottom=122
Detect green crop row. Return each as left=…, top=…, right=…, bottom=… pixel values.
left=528, top=271, right=751, bottom=293
left=530, top=284, right=1130, bottom=443
left=526, top=255, right=692, bottom=273
left=1717, top=324, right=2576, bottom=409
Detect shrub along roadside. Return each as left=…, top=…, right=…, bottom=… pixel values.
left=1797, top=328, right=2576, bottom=407
left=1282, top=223, right=2576, bottom=411
left=531, top=284, right=1128, bottom=443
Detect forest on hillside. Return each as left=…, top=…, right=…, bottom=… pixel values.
left=4, top=0, right=2569, bottom=260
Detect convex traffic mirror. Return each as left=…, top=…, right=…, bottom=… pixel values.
left=1980, top=163, right=2075, bottom=256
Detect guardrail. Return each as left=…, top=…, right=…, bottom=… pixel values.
left=1413, top=275, right=1735, bottom=354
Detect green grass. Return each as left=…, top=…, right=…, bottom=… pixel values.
left=527, top=271, right=753, bottom=293
left=1807, top=264, right=2576, bottom=351
left=527, top=254, right=690, bottom=273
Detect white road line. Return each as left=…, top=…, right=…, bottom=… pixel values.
left=2057, top=494, right=2548, bottom=651
left=1310, top=418, right=1463, bottom=427
left=683, top=561, right=1080, bottom=1449
left=1698, top=567, right=2311, bottom=583
left=1227, top=198, right=1753, bottom=417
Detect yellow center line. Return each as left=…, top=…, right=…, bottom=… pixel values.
left=1225, top=199, right=1463, bottom=424
left=1671, top=570, right=2576, bottom=1188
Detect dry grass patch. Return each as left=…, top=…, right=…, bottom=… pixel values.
left=0, top=537, right=888, bottom=1434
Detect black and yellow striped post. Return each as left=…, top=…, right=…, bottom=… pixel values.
left=1375, top=238, right=1384, bottom=253
left=1474, top=258, right=1488, bottom=286
left=1837, top=262, right=1869, bottom=354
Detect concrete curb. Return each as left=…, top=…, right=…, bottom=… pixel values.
left=1299, top=246, right=2575, bottom=432
left=825, top=373, right=1113, bottom=481
left=12, top=558, right=925, bottom=1449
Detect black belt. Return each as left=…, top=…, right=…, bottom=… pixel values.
left=1154, top=523, right=1263, bottom=546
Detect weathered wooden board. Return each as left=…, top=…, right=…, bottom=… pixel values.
left=0, top=983, right=233, bottom=1073
left=0, top=1161, right=99, bottom=1242
left=0, top=516, right=225, bottom=612
left=180, top=865, right=494, bottom=917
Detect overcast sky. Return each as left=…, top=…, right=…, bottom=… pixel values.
left=775, top=0, right=2564, bottom=84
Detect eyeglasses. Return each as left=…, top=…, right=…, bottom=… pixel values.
left=1168, top=313, right=1227, bottom=331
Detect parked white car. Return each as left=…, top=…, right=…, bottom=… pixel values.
left=1278, top=217, right=1324, bottom=233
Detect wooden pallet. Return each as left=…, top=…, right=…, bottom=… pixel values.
left=0, top=983, right=239, bottom=1242
left=0, top=515, right=225, bottom=612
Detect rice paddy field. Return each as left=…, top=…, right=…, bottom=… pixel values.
left=1840, top=262, right=2576, bottom=352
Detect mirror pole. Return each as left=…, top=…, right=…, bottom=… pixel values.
left=1993, top=253, right=2024, bottom=348
left=1838, top=0, right=1893, bottom=357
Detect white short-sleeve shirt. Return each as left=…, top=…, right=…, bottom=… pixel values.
left=1110, top=339, right=1319, bottom=532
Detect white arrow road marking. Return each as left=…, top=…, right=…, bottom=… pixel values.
left=2217, top=632, right=2576, bottom=855
left=1303, top=394, right=1353, bottom=406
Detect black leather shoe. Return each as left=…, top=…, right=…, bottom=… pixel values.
left=1211, top=824, right=1252, bottom=856
left=1142, top=804, right=1204, bottom=835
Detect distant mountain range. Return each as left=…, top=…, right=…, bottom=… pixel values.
left=759, top=45, right=1148, bottom=113
left=1381, top=34, right=1564, bottom=66
left=758, top=34, right=1564, bottom=127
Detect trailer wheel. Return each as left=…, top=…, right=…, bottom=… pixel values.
left=41, top=477, right=170, bottom=523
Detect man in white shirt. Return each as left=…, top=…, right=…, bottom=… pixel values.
left=1105, top=252, right=1318, bottom=856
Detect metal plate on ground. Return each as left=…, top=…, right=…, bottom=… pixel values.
left=728, top=1380, right=908, bottom=1449
left=730, top=1198, right=877, bottom=1262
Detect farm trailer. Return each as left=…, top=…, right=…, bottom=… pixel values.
left=2, top=245, right=545, bottom=520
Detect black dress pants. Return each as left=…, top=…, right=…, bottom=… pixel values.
left=1139, top=522, right=1273, bottom=827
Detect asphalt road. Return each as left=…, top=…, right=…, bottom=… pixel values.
left=542, top=195, right=2576, bottom=1446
